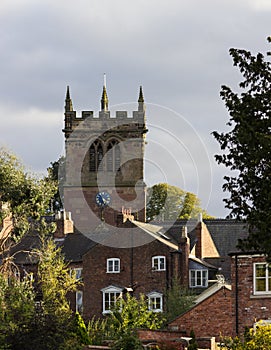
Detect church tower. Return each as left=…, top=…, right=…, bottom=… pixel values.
left=62, top=83, right=148, bottom=233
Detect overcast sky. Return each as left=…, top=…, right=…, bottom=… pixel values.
left=0, top=0, right=270, bottom=218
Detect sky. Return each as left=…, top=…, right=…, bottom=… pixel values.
left=0, top=0, right=270, bottom=218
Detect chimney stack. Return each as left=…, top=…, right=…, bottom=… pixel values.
left=54, top=210, right=74, bottom=239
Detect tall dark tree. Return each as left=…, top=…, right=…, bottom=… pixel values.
left=213, top=40, right=271, bottom=257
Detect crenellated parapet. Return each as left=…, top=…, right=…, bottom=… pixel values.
left=63, top=85, right=147, bottom=139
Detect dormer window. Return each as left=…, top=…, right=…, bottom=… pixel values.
left=107, top=258, right=120, bottom=273
left=189, top=269, right=208, bottom=288
left=152, top=256, right=166, bottom=271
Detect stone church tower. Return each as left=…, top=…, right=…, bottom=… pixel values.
left=62, top=83, right=148, bottom=233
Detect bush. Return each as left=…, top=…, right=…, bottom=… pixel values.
left=111, top=334, right=144, bottom=350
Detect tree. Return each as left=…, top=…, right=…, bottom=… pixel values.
left=187, top=330, right=198, bottom=350
left=146, top=183, right=213, bottom=222
left=213, top=42, right=271, bottom=257
left=0, top=147, right=57, bottom=239
left=31, top=235, right=81, bottom=350
left=165, top=278, right=196, bottom=322
left=47, top=156, right=65, bottom=211
left=220, top=322, right=271, bottom=349
left=107, top=293, right=165, bottom=338
left=0, top=227, right=86, bottom=350
left=0, top=272, right=36, bottom=349
left=106, top=293, right=164, bottom=350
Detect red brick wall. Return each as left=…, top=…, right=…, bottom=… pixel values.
left=231, top=254, right=271, bottom=336
left=169, top=286, right=233, bottom=340
left=82, top=239, right=175, bottom=318
left=137, top=329, right=185, bottom=350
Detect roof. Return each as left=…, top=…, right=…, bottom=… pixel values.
left=131, top=220, right=178, bottom=250
left=61, top=232, right=96, bottom=262
left=203, top=219, right=248, bottom=256
left=155, top=219, right=248, bottom=257
left=195, top=282, right=231, bottom=304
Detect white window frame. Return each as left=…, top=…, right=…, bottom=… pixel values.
left=147, top=292, right=163, bottom=312
left=189, top=269, right=208, bottom=288
left=107, top=258, right=120, bottom=273
left=152, top=256, right=166, bottom=271
left=101, top=285, right=123, bottom=314
left=254, top=263, right=271, bottom=294
left=76, top=290, right=83, bottom=314
left=71, top=267, right=83, bottom=281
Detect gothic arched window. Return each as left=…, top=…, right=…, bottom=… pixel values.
left=89, top=140, right=104, bottom=172
left=106, top=140, right=121, bottom=172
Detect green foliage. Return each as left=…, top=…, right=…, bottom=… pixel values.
left=146, top=183, right=213, bottom=222
left=165, top=278, right=196, bottom=322
left=87, top=317, right=109, bottom=345
left=220, top=322, right=271, bottom=349
left=36, top=236, right=78, bottom=318
left=0, top=230, right=86, bottom=350
left=111, top=334, right=144, bottom=350
left=0, top=274, right=36, bottom=349
left=0, top=147, right=57, bottom=238
left=47, top=156, right=65, bottom=211
left=70, top=312, right=91, bottom=347
left=213, top=43, right=271, bottom=258
left=107, top=293, right=165, bottom=338
left=187, top=330, right=198, bottom=350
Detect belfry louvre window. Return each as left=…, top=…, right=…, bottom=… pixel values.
left=89, top=140, right=104, bottom=172
left=106, top=140, right=121, bottom=172
left=254, top=263, right=271, bottom=294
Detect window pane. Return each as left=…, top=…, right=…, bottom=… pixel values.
left=196, top=271, right=201, bottom=286
left=160, top=258, right=165, bottom=270
left=153, top=258, right=158, bottom=270
left=256, top=279, right=266, bottom=292
left=76, top=291, right=83, bottom=313
left=190, top=271, right=196, bottom=287
left=89, top=146, right=95, bottom=171
left=202, top=271, right=207, bottom=287
left=97, top=145, right=103, bottom=169
left=108, top=260, right=113, bottom=272
left=256, top=264, right=266, bottom=277
left=115, top=144, right=120, bottom=171
left=114, top=260, right=119, bottom=272
left=105, top=293, right=110, bottom=311
left=107, top=143, right=113, bottom=171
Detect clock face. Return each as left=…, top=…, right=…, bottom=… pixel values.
left=95, top=191, right=111, bottom=207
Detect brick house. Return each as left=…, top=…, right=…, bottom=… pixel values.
left=169, top=282, right=233, bottom=340
left=229, top=252, right=271, bottom=336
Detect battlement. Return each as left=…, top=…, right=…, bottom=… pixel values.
left=63, top=109, right=146, bottom=136
left=63, top=85, right=146, bottom=137
left=66, top=109, right=144, bottom=120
